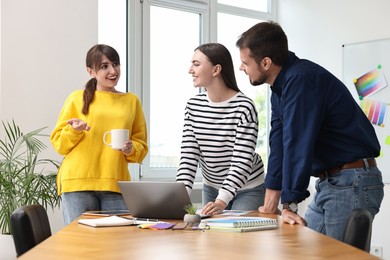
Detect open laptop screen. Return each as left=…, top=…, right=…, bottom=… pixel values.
left=118, top=181, right=192, bottom=219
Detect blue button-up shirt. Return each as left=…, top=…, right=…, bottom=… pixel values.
left=265, top=52, right=380, bottom=204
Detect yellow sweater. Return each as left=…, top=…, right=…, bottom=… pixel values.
left=50, top=90, right=148, bottom=195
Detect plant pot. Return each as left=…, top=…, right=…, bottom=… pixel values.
left=183, top=214, right=201, bottom=224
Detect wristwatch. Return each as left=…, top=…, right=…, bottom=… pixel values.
left=283, top=202, right=298, bottom=213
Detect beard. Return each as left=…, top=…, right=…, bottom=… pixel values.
left=250, top=74, right=266, bottom=86
left=251, top=79, right=262, bottom=86
left=249, top=66, right=267, bottom=86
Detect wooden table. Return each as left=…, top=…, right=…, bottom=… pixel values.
left=19, top=212, right=378, bottom=260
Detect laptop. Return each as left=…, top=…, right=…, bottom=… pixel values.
left=118, top=181, right=194, bottom=219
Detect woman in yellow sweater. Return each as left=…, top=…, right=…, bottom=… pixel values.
left=51, top=44, right=148, bottom=224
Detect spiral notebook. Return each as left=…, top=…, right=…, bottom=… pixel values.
left=201, top=216, right=278, bottom=230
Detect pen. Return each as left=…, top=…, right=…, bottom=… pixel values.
left=133, top=217, right=159, bottom=222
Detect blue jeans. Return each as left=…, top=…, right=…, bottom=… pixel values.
left=202, top=183, right=265, bottom=210
left=305, top=166, right=384, bottom=241
left=61, top=191, right=128, bottom=225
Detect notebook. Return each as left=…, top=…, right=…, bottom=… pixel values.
left=201, top=216, right=278, bottom=229
left=203, top=225, right=278, bottom=233
left=78, top=216, right=161, bottom=227
left=78, top=216, right=135, bottom=227
left=118, top=181, right=203, bottom=219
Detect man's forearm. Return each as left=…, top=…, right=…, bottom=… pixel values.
left=259, top=188, right=281, bottom=214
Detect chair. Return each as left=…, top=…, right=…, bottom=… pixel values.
left=342, top=208, right=373, bottom=252
left=10, top=204, right=52, bottom=257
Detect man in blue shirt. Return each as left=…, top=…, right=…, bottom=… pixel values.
left=236, top=21, right=384, bottom=241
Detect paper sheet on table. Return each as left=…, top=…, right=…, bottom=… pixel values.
left=78, top=216, right=134, bottom=227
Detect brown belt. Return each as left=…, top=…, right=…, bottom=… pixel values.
left=317, top=158, right=376, bottom=179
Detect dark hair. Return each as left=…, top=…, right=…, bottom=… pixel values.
left=82, top=44, right=120, bottom=115
left=236, top=21, right=289, bottom=66
left=195, top=43, right=240, bottom=92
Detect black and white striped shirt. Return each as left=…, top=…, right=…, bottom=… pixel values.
left=176, top=92, right=265, bottom=204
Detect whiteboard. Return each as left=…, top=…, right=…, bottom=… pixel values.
left=342, top=38, right=390, bottom=183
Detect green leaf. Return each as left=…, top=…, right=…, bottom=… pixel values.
left=183, top=203, right=198, bottom=214
left=0, top=120, right=61, bottom=234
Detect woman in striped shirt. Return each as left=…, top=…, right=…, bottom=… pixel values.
left=176, top=43, right=265, bottom=215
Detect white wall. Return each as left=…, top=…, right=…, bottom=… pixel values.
left=277, top=0, right=389, bottom=258
left=0, top=0, right=97, bottom=259
left=1, top=0, right=97, bottom=137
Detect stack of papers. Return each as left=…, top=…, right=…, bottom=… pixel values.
left=78, top=216, right=135, bottom=227
left=78, top=216, right=161, bottom=227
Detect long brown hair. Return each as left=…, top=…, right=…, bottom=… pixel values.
left=82, top=44, right=120, bottom=115
left=195, top=43, right=240, bottom=92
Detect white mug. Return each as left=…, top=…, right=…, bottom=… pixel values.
left=103, top=129, right=129, bottom=150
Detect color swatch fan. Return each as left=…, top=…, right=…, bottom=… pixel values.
left=359, top=99, right=388, bottom=127
left=353, top=68, right=387, bottom=98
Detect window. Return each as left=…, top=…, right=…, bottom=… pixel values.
left=217, top=12, right=269, bottom=169
left=130, top=0, right=275, bottom=180
left=218, top=0, right=268, bottom=12
left=149, top=6, right=200, bottom=169
left=140, top=1, right=208, bottom=179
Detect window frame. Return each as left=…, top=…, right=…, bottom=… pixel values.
left=128, top=0, right=275, bottom=181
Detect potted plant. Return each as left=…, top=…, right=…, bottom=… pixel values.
left=183, top=203, right=201, bottom=224
left=0, top=120, right=61, bottom=235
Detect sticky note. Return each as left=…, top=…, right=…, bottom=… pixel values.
left=385, top=136, right=390, bottom=146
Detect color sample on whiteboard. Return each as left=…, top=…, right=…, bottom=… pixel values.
left=359, top=99, right=387, bottom=126
left=385, top=136, right=390, bottom=146
left=354, top=68, right=387, bottom=97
